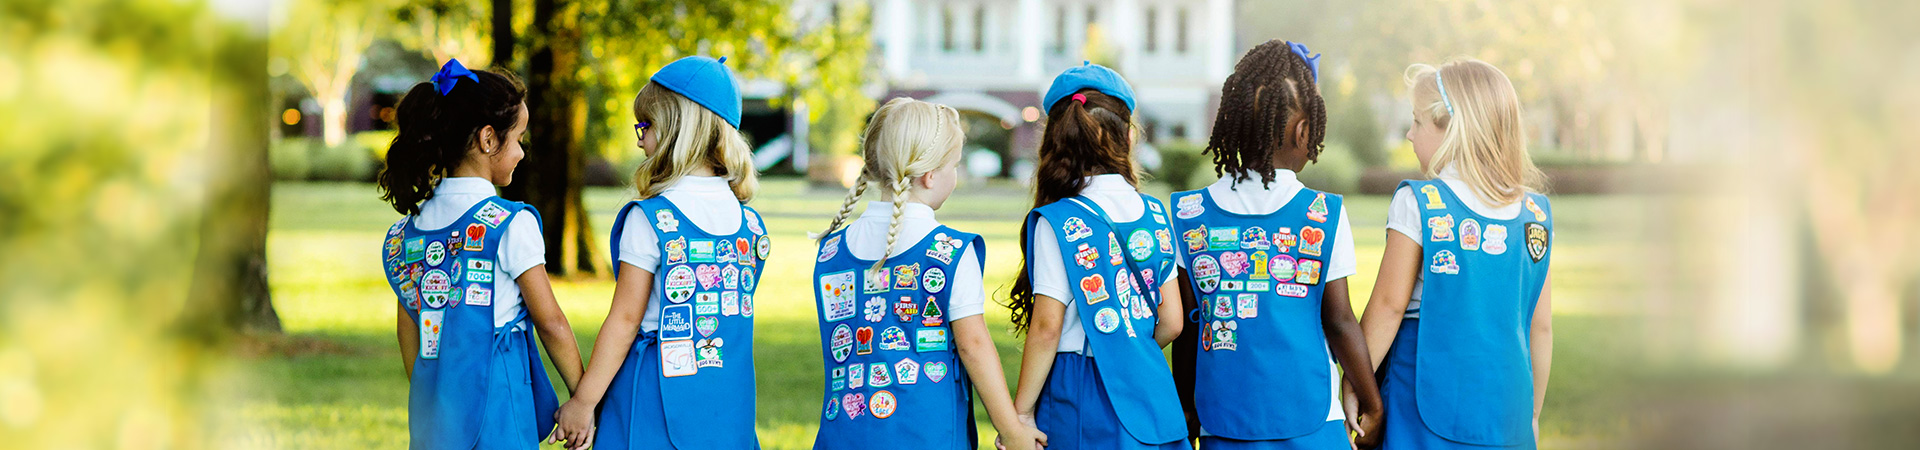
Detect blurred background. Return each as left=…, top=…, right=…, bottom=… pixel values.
left=1, top=0, right=1916, bottom=448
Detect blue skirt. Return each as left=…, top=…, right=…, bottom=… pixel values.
left=596, top=337, right=680, bottom=450
left=470, top=327, right=538, bottom=450
left=1036, top=353, right=1192, bottom=450
left=1200, top=420, right=1349, bottom=450
left=1380, top=320, right=1534, bottom=450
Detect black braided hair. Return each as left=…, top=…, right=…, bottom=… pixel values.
left=1205, top=39, right=1327, bottom=188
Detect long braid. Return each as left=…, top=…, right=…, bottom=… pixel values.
left=873, top=174, right=910, bottom=271
left=1205, top=39, right=1327, bottom=189
left=813, top=172, right=869, bottom=241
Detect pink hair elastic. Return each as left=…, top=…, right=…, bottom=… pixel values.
left=1071, top=93, right=1088, bottom=105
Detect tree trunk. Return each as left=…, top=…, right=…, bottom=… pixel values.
left=188, top=12, right=279, bottom=338
left=491, top=0, right=514, bottom=69
left=321, top=96, right=348, bottom=147
left=506, top=0, right=602, bottom=276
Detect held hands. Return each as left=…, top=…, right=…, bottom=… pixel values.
left=549, top=397, right=598, bottom=450
left=1344, top=377, right=1383, bottom=450
left=994, top=413, right=1048, bottom=450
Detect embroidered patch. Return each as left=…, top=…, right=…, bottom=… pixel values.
left=421, top=270, right=452, bottom=308
left=1209, top=320, right=1238, bottom=351
left=925, top=235, right=958, bottom=264
left=757, top=235, right=772, bottom=261
left=1107, top=233, right=1124, bottom=266
left=1307, top=192, right=1330, bottom=223
left=1074, top=243, right=1099, bottom=269
left=848, top=364, right=866, bottom=389
left=819, top=270, right=857, bottom=322
left=1220, top=279, right=1245, bottom=292
left=1275, top=227, right=1296, bottom=253
left=1094, top=307, right=1121, bottom=334
left=418, top=310, right=443, bottom=359
left=831, top=324, right=854, bottom=362
left=862, top=267, right=890, bottom=294
left=1526, top=197, right=1547, bottom=221
left=424, top=240, right=447, bottom=267
left=690, top=239, right=716, bottom=263
left=1081, top=274, right=1110, bottom=305
left=664, top=237, right=688, bottom=265
left=1220, top=251, right=1250, bottom=277
left=843, top=392, right=867, bottom=419
left=463, top=224, right=486, bottom=251
left=1419, top=184, right=1446, bottom=209
left=1236, top=293, right=1259, bottom=319
left=1428, top=214, right=1455, bottom=242
left=660, top=304, right=694, bottom=341
left=664, top=265, right=695, bottom=303
left=692, top=293, right=715, bottom=315
left=714, top=240, right=738, bottom=264
left=892, top=263, right=920, bottom=290
left=654, top=209, right=679, bottom=233
left=879, top=326, right=910, bottom=351
left=661, top=340, right=697, bottom=377
left=832, top=366, right=847, bottom=391
left=1183, top=226, right=1208, bottom=253
left=1128, top=229, right=1154, bottom=261
left=734, top=238, right=753, bottom=265
left=1276, top=283, right=1309, bottom=297
left=1460, top=218, right=1482, bottom=251
left=744, top=209, right=765, bottom=235
left=818, top=235, right=841, bottom=262
left=464, top=258, right=495, bottom=283
left=721, top=291, right=740, bottom=316
left=855, top=326, right=874, bottom=355
left=404, top=237, right=426, bottom=263
left=1192, top=254, right=1222, bottom=293
left=895, top=358, right=920, bottom=385
left=474, top=202, right=511, bottom=227
left=868, top=362, right=893, bottom=388
left=1484, top=224, right=1510, bottom=255
left=915, top=327, right=949, bottom=352
left=920, top=298, right=944, bottom=327
left=1156, top=228, right=1174, bottom=256
left=1212, top=294, right=1235, bottom=319
left=1295, top=259, right=1324, bottom=285
left=1299, top=227, right=1325, bottom=257
left=696, top=264, right=721, bottom=289
left=1269, top=254, right=1297, bottom=281
left=922, top=267, right=946, bottom=294
left=1242, top=226, right=1270, bottom=250
left=1176, top=193, right=1204, bottom=219
left=1062, top=217, right=1093, bottom=242
left=721, top=265, right=741, bottom=290
left=695, top=337, right=724, bottom=368
left=464, top=284, right=491, bottom=306
left=824, top=397, right=839, bottom=420
left=742, top=293, right=754, bottom=318
left=869, top=390, right=898, bottom=419
left=925, top=361, right=949, bottom=383
left=1526, top=223, right=1549, bottom=262
left=1208, top=227, right=1239, bottom=251
left=863, top=297, right=887, bottom=322
left=892, top=297, right=919, bottom=323
left=1430, top=250, right=1460, bottom=274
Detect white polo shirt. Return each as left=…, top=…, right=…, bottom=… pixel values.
left=412, top=177, right=545, bottom=328
left=1029, top=174, right=1184, bottom=354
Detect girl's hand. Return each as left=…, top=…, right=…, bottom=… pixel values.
left=551, top=397, right=597, bottom=449
left=995, top=415, right=1047, bottom=450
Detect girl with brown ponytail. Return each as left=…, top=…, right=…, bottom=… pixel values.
left=1006, top=63, right=1192, bottom=450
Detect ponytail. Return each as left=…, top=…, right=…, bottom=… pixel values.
left=377, top=68, right=526, bottom=215
left=1006, top=88, right=1137, bottom=336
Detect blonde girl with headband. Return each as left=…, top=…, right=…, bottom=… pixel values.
left=1355, top=59, right=1553, bottom=450
left=555, top=55, right=765, bottom=450
left=807, top=97, right=1045, bottom=450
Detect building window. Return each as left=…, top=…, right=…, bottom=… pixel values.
left=942, top=6, right=955, bottom=52
left=1171, top=124, right=1188, bottom=140
left=973, top=6, right=985, bottom=53
left=1054, top=6, right=1067, bottom=53
left=1177, top=8, right=1190, bottom=53
left=1145, top=8, right=1157, bottom=53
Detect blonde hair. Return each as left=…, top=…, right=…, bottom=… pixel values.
left=631, top=81, right=759, bottom=202
left=1404, top=59, right=1546, bottom=206
left=815, top=97, right=966, bottom=270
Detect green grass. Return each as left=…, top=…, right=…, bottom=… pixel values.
left=237, top=178, right=1646, bottom=449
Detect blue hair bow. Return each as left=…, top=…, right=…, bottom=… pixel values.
left=432, top=59, right=480, bottom=96
left=1288, top=41, right=1321, bottom=83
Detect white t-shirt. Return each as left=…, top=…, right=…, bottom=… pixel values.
left=1386, top=166, right=1524, bottom=318
left=412, top=177, right=544, bottom=328
left=616, top=176, right=747, bottom=332
left=839, top=201, right=986, bottom=321
left=1177, top=170, right=1348, bottom=425
left=1029, top=174, right=1184, bottom=354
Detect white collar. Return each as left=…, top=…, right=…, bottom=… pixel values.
left=435, top=177, right=498, bottom=196
left=665, top=175, right=732, bottom=193
left=1082, top=174, right=1135, bottom=192
left=1214, top=169, right=1299, bottom=192
left=1435, top=164, right=1464, bottom=181
left=858, top=201, right=936, bottom=222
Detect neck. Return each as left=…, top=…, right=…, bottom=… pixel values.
left=452, top=162, right=490, bottom=180
left=688, top=165, right=717, bottom=177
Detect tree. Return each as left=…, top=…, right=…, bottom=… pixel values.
left=392, top=0, right=495, bottom=66
left=272, top=0, right=392, bottom=146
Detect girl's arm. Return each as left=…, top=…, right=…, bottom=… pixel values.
left=1012, top=295, right=1067, bottom=418
left=1358, top=231, right=1422, bottom=370
left=552, top=263, right=654, bottom=450
left=1153, top=275, right=1186, bottom=347
left=954, top=315, right=1046, bottom=450
left=397, top=303, right=419, bottom=380
left=1530, top=272, right=1554, bottom=439
left=1321, top=278, right=1382, bottom=439
left=517, top=265, right=586, bottom=393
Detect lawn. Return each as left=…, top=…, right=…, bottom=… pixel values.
left=232, top=178, right=1646, bottom=449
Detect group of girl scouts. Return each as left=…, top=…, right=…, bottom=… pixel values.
left=376, top=37, right=1554, bottom=450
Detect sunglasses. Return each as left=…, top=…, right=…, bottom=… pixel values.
left=633, top=121, right=651, bottom=143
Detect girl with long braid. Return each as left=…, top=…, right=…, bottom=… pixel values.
left=807, top=97, right=1043, bottom=450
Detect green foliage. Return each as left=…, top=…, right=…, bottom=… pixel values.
left=1151, top=140, right=1212, bottom=192
left=1298, top=142, right=1364, bottom=195
left=272, top=133, right=386, bottom=182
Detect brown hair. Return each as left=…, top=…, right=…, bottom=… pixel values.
left=1206, top=39, right=1327, bottom=188
left=1006, top=88, right=1138, bottom=336
left=377, top=68, right=526, bottom=215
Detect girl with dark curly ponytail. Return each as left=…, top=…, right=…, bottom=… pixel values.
left=375, top=59, right=589, bottom=450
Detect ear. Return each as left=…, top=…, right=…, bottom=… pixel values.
left=477, top=125, right=497, bottom=153
left=1291, top=118, right=1310, bottom=153
left=915, top=171, right=936, bottom=190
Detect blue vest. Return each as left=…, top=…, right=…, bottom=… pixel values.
left=381, top=197, right=558, bottom=450
left=610, top=198, right=769, bottom=449
left=1400, top=180, right=1552, bottom=446
left=1168, top=187, right=1341, bottom=440
left=1027, top=195, right=1188, bottom=445
left=810, top=226, right=984, bottom=449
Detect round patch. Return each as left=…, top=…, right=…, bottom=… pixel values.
left=663, top=265, right=696, bottom=303
left=1128, top=228, right=1154, bottom=261
left=831, top=324, right=854, bottom=363
left=424, top=240, right=446, bottom=267
left=1094, top=307, right=1121, bottom=334
left=823, top=397, right=839, bottom=420
left=1192, top=254, right=1222, bottom=294
left=869, top=390, right=897, bottom=419
left=757, top=235, right=772, bottom=261
left=922, top=267, right=947, bottom=294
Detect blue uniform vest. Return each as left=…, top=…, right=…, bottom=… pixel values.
left=608, top=197, right=768, bottom=449
left=381, top=197, right=558, bottom=450
left=1026, top=195, right=1188, bottom=445
left=810, top=226, right=984, bottom=449
left=1399, top=180, right=1552, bottom=446
left=1168, top=187, right=1342, bottom=440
